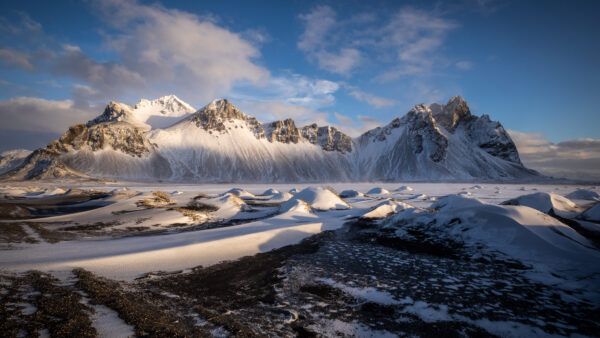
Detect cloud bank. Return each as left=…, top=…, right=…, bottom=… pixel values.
left=509, top=130, right=600, bottom=181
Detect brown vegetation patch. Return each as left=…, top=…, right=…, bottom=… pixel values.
left=136, top=191, right=175, bottom=208
left=74, top=268, right=205, bottom=337
left=0, top=271, right=96, bottom=337
left=0, top=223, right=38, bottom=244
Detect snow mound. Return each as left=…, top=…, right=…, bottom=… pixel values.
left=266, top=191, right=293, bottom=203
left=565, top=189, right=600, bottom=201
left=367, top=187, right=390, bottom=195
left=409, top=194, right=429, bottom=200
left=289, top=187, right=350, bottom=211
left=395, top=186, right=414, bottom=192
left=383, top=203, right=600, bottom=279
left=502, top=192, right=582, bottom=218
left=288, top=188, right=300, bottom=194
left=279, top=198, right=313, bottom=214
left=470, top=185, right=483, bottom=190
left=339, top=189, right=364, bottom=198
left=259, top=188, right=280, bottom=196
left=582, top=203, right=600, bottom=222
left=224, top=188, right=256, bottom=200
left=431, top=195, right=486, bottom=211
left=203, top=193, right=252, bottom=220
left=362, top=200, right=414, bottom=219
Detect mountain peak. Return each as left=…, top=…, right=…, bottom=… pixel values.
left=190, top=98, right=263, bottom=136
left=430, top=95, right=472, bottom=131
left=135, top=94, right=193, bottom=111
left=87, top=101, right=134, bottom=126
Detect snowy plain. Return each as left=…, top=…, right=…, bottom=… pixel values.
left=1, top=181, right=599, bottom=336
left=1, top=182, right=598, bottom=279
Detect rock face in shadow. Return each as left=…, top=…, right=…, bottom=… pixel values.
left=2, top=95, right=538, bottom=182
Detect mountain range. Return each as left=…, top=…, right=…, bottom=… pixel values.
left=0, top=95, right=540, bottom=182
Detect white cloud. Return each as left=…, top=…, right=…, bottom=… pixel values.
left=455, top=61, right=473, bottom=70
left=297, top=6, right=457, bottom=79
left=509, top=130, right=600, bottom=181
left=234, top=74, right=340, bottom=109
left=0, top=97, right=97, bottom=134
left=297, top=6, right=361, bottom=75
left=1, top=1, right=270, bottom=106
left=96, top=0, right=269, bottom=102
left=348, top=90, right=396, bottom=109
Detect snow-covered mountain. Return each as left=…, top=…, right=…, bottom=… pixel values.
left=1, top=95, right=540, bottom=182
left=0, top=149, right=31, bottom=175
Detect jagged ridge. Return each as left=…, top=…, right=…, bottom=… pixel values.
left=1, top=95, right=539, bottom=182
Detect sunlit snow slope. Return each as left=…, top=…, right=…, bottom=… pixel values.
left=2, top=95, right=540, bottom=182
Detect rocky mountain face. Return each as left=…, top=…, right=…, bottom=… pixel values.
left=0, top=149, right=32, bottom=175
left=356, top=96, right=534, bottom=180
left=1, top=95, right=539, bottom=182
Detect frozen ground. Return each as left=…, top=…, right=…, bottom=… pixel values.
left=0, top=181, right=599, bottom=336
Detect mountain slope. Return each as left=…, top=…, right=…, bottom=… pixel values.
left=149, top=99, right=355, bottom=182
left=1, top=95, right=540, bottom=182
left=0, top=149, right=31, bottom=175
left=356, top=96, right=537, bottom=180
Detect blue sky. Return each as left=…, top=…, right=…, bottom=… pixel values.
left=0, top=0, right=599, bottom=178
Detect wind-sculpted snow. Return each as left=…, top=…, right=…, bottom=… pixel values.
left=2, top=95, right=539, bottom=182
left=565, top=189, right=600, bottom=201
left=381, top=194, right=600, bottom=280
left=501, top=192, right=583, bottom=218
left=582, top=203, right=600, bottom=221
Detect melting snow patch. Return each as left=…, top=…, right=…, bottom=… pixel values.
left=401, top=301, right=450, bottom=322
left=316, top=277, right=401, bottom=305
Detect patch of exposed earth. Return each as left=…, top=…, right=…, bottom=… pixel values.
left=4, top=222, right=597, bottom=337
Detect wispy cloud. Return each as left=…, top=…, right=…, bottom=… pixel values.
left=297, top=6, right=361, bottom=76
left=347, top=89, right=396, bottom=109
left=455, top=61, right=473, bottom=70
left=332, top=113, right=384, bottom=137
left=509, top=130, right=600, bottom=181
left=297, top=6, right=457, bottom=79
left=0, top=48, right=34, bottom=70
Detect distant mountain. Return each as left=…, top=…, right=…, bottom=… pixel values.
left=1, top=95, right=540, bottom=182
left=0, top=149, right=31, bottom=175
